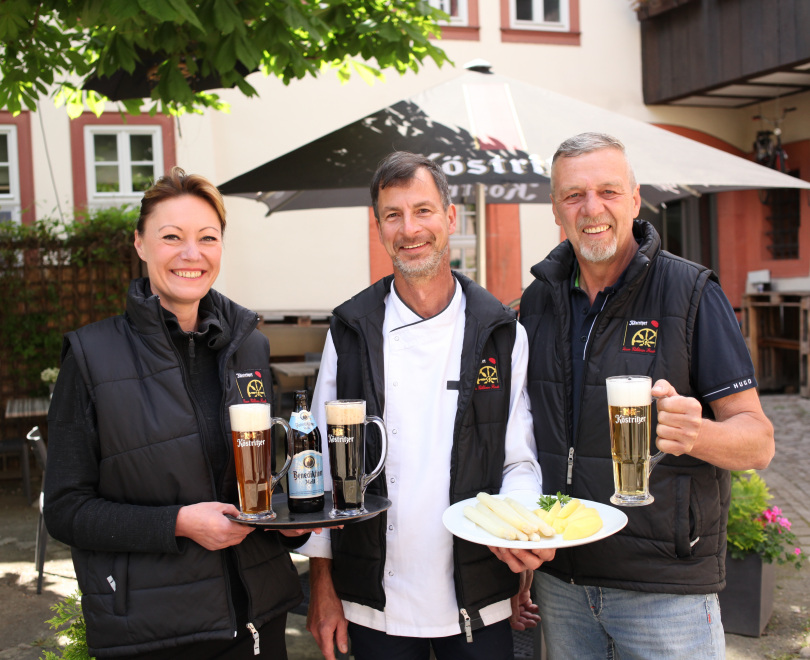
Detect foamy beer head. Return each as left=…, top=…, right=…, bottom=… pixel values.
left=325, top=400, right=365, bottom=425
left=606, top=376, right=652, bottom=407
left=229, top=403, right=272, bottom=432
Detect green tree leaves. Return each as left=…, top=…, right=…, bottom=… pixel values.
left=0, top=0, right=450, bottom=116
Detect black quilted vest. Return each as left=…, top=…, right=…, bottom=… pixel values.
left=328, top=273, right=521, bottom=631
left=520, top=221, right=730, bottom=594
left=65, top=279, right=302, bottom=656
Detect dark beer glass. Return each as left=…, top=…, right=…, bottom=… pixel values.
left=229, top=403, right=293, bottom=521
left=325, top=399, right=388, bottom=517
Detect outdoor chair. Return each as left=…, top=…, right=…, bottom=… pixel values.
left=0, top=432, right=31, bottom=505
left=26, top=426, right=48, bottom=594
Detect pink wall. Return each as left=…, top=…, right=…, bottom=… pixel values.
left=656, top=124, right=810, bottom=310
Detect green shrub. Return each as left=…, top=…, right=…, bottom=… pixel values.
left=40, top=590, right=93, bottom=660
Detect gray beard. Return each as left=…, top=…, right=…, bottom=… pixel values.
left=393, top=244, right=448, bottom=280
left=579, top=238, right=618, bottom=263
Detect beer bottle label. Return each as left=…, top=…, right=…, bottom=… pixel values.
left=289, top=450, right=324, bottom=498
left=290, top=410, right=317, bottom=434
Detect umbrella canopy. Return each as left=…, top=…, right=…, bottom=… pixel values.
left=219, top=68, right=810, bottom=214
left=83, top=51, right=252, bottom=101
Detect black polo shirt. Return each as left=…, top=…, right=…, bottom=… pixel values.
left=569, top=260, right=757, bottom=438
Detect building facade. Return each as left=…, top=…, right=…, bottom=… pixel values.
left=4, top=0, right=809, bottom=317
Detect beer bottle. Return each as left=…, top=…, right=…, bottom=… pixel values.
left=287, top=390, right=325, bottom=513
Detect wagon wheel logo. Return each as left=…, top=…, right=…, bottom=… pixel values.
left=477, top=365, right=499, bottom=386
left=631, top=328, right=657, bottom=349
left=246, top=379, right=265, bottom=399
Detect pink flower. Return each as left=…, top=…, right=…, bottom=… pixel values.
left=795, top=548, right=802, bottom=556
left=762, top=508, right=777, bottom=523
left=778, top=517, right=792, bottom=531
left=772, top=506, right=782, bottom=517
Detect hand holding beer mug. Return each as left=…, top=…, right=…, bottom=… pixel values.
left=325, top=400, right=388, bottom=518
left=606, top=376, right=664, bottom=506
left=229, top=403, right=293, bottom=521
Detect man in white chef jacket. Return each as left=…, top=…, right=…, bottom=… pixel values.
left=299, top=152, right=553, bottom=660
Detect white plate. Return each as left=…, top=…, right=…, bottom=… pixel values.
left=442, top=492, right=628, bottom=550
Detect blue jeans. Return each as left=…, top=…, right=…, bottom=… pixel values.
left=536, top=572, right=725, bottom=660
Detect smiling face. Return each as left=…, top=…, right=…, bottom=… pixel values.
left=133, top=194, right=222, bottom=324
left=550, top=147, right=641, bottom=268
left=376, top=167, right=456, bottom=282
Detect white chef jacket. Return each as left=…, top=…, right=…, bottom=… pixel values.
left=299, top=279, right=541, bottom=637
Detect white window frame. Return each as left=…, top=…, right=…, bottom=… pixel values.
left=430, top=0, right=469, bottom=26
left=449, top=202, right=478, bottom=281
left=84, top=125, right=163, bottom=205
left=510, top=0, right=570, bottom=32
left=0, top=126, right=21, bottom=224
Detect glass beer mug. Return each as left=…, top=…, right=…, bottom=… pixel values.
left=229, top=403, right=293, bottom=521
left=325, top=399, right=388, bottom=518
left=606, top=376, right=664, bottom=506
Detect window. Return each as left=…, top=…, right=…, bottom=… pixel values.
left=764, top=181, right=801, bottom=260
left=511, top=0, right=568, bottom=30
left=500, top=0, right=580, bottom=45
left=429, top=0, right=479, bottom=40
left=0, top=127, right=19, bottom=223
left=70, top=113, right=175, bottom=209
left=84, top=125, right=162, bottom=203
left=449, top=203, right=478, bottom=281
left=430, top=0, right=469, bottom=26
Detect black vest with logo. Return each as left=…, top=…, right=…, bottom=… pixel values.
left=328, top=273, right=520, bottom=631
left=520, top=221, right=730, bottom=594
left=65, top=280, right=301, bottom=656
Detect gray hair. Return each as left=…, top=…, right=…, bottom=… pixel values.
left=370, top=151, right=452, bottom=220
left=550, top=132, right=637, bottom=192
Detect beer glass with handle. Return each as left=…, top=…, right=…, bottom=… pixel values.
left=606, top=376, right=664, bottom=506
left=229, top=403, right=293, bottom=521
left=325, top=399, right=388, bottom=518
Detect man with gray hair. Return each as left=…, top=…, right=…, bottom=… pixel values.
left=520, top=132, right=774, bottom=658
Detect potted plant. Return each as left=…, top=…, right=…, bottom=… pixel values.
left=720, top=470, right=803, bottom=637
left=41, top=367, right=60, bottom=396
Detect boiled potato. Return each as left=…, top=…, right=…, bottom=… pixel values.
left=562, top=514, right=603, bottom=540
left=556, top=498, right=582, bottom=519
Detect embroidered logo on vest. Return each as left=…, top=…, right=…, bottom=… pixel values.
left=475, top=357, right=500, bottom=391
left=235, top=370, right=267, bottom=402
left=621, top=319, right=658, bottom=354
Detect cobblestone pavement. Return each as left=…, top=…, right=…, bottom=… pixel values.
left=758, top=395, right=810, bottom=554
left=1, top=394, right=808, bottom=659
left=724, top=394, right=810, bottom=659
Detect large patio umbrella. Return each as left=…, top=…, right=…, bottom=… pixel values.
left=219, top=66, right=810, bottom=214
left=83, top=50, right=253, bottom=101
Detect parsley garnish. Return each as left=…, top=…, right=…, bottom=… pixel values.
left=537, top=491, right=572, bottom=511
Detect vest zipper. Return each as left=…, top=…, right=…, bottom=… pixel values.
left=570, top=293, right=612, bottom=491
left=448, top=316, right=513, bottom=625
left=155, top=303, right=255, bottom=634
left=566, top=447, right=575, bottom=485
left=246, top=622, right=260, bottom=655
left=460, top=608, right=473, bottom=643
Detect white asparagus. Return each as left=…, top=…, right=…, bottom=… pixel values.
left=476, top=492, right=536, bottom=535
left=504, top=496, right=556, bottom=538
left=463, top=506, right=517, bottom=541
left=474, top=503, right=530, bottom=541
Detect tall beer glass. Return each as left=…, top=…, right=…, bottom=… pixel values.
left=606, top=376, right=663, bottom=507
left=325, top=399, right=388, bottom=518
left=229, top=403, right=293, bottom=521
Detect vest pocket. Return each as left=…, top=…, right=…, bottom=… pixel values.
left=112, top=553, right=129, bottom=616
left=674, top=475, right=700, bottom=558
